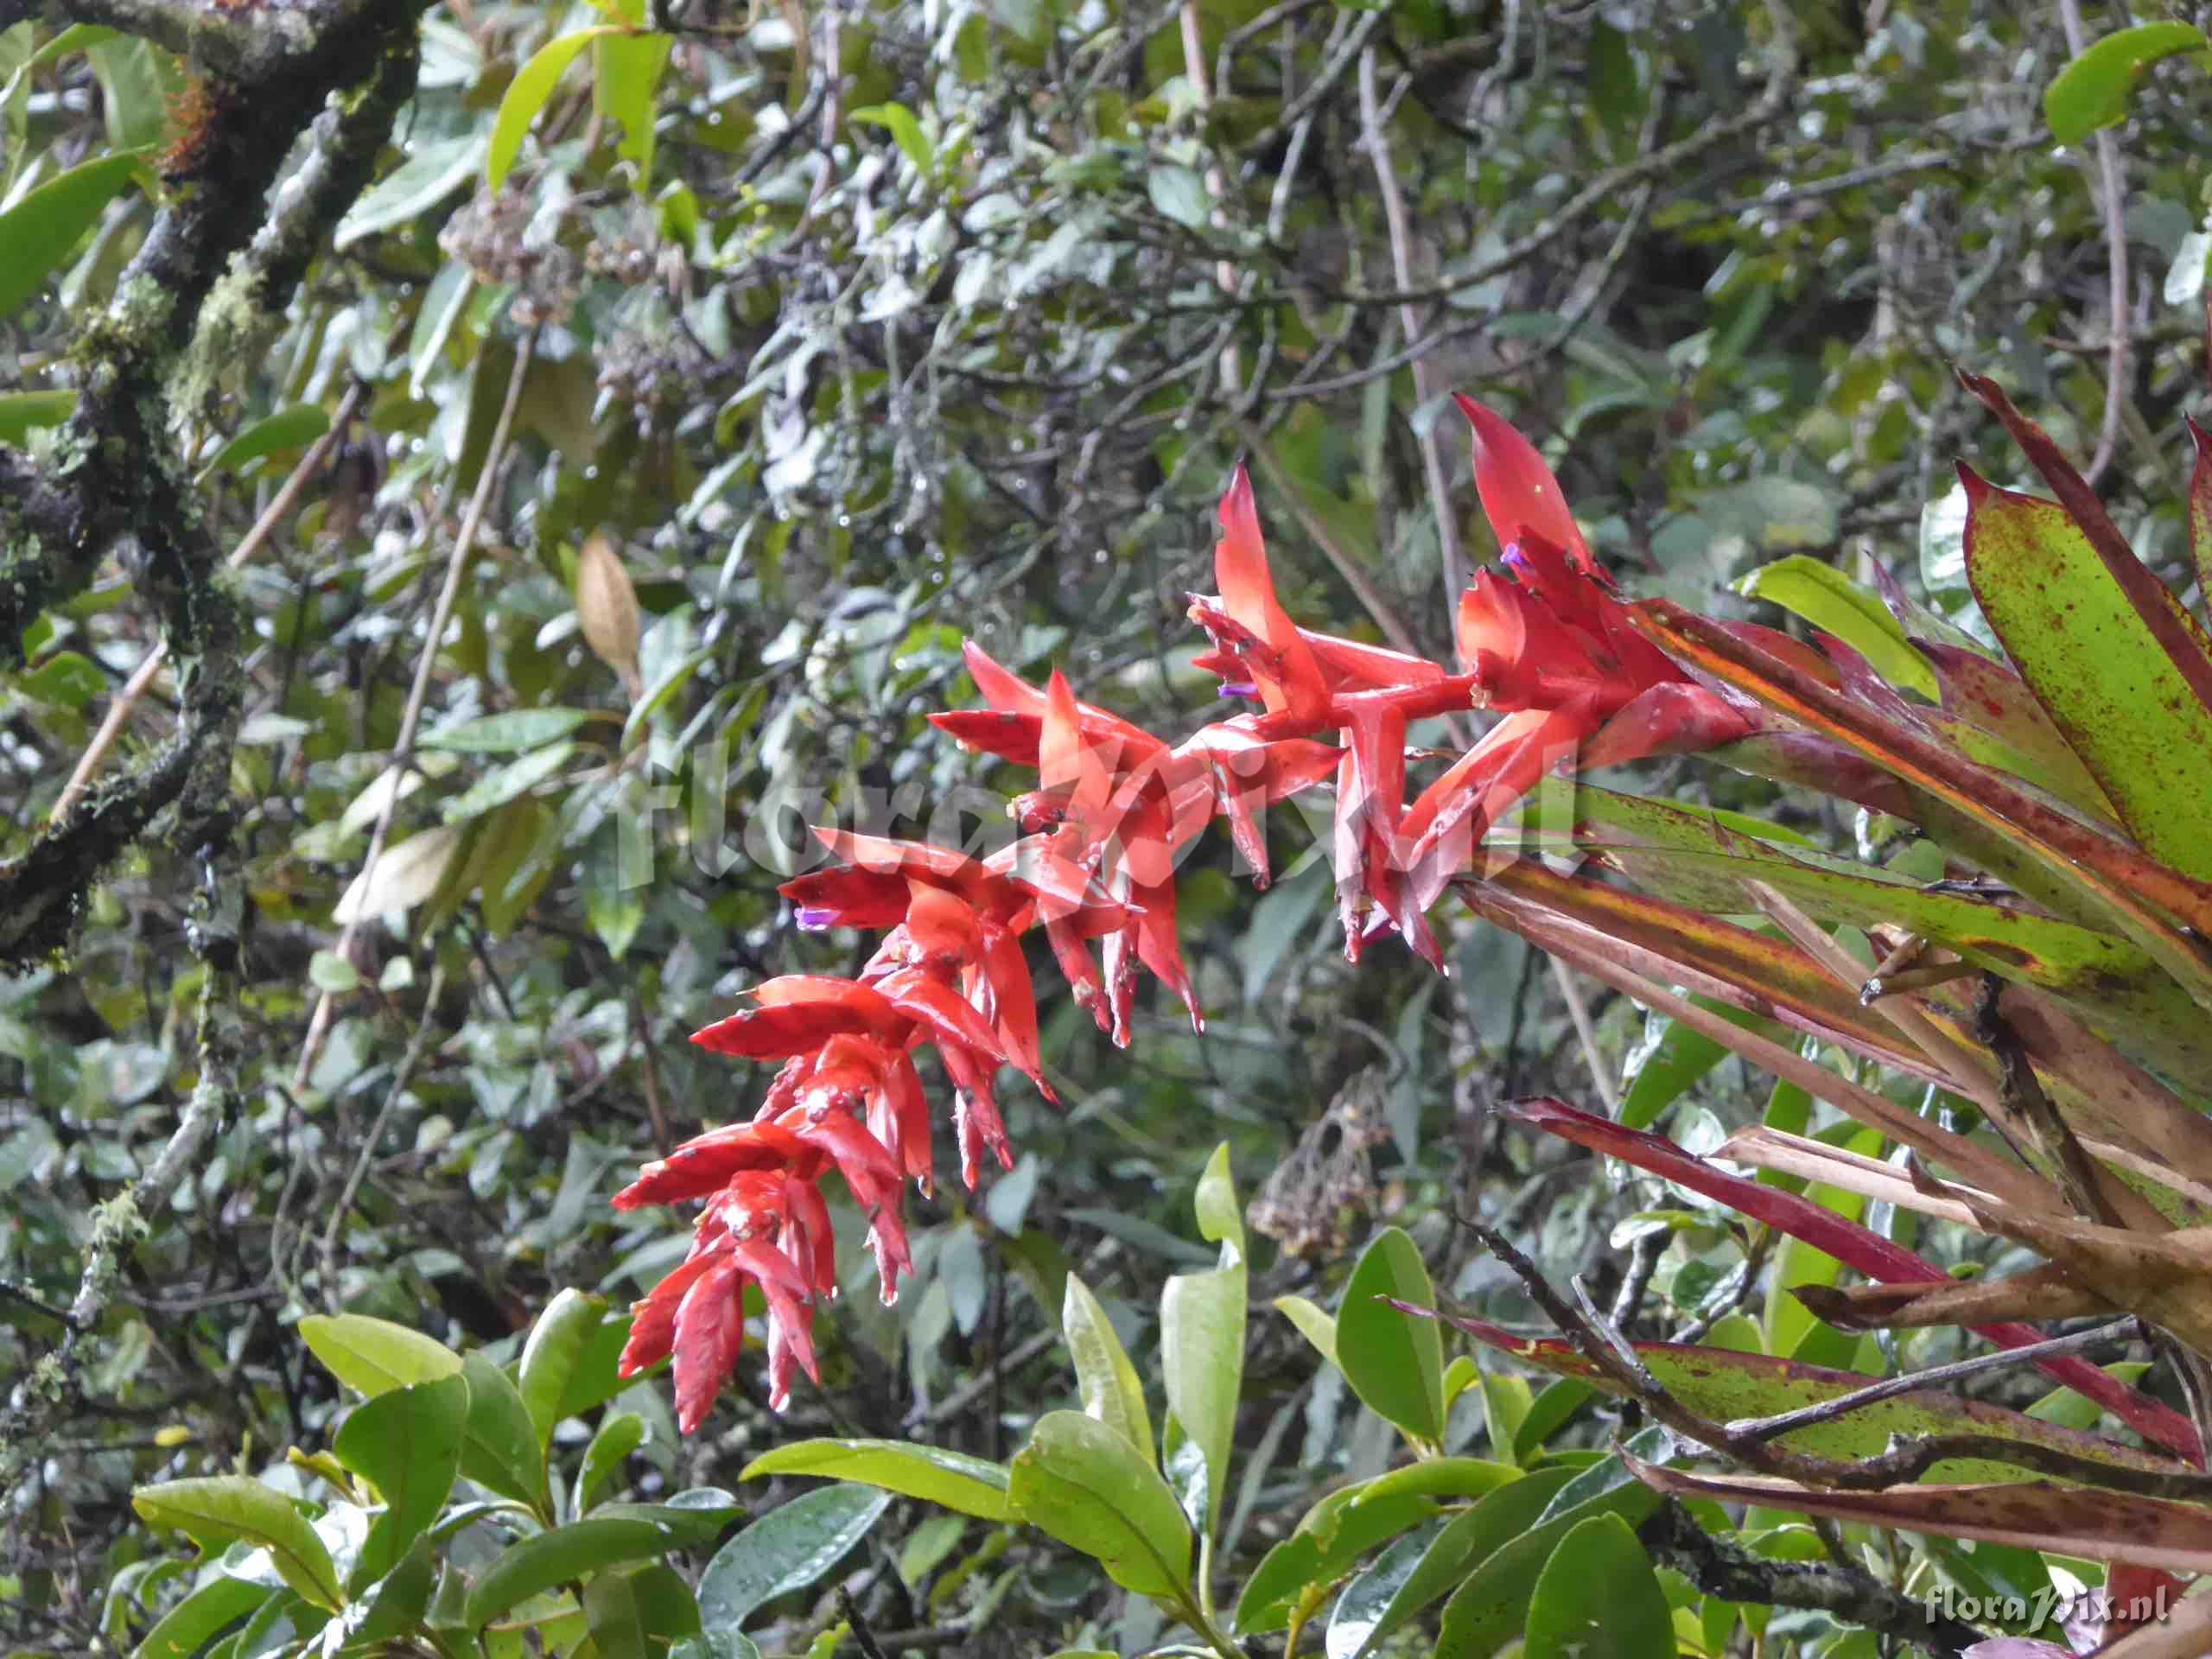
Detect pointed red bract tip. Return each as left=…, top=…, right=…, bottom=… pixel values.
left=1954, top=460, right=1993, bottom=508
left=1454, top=394, right=1591, bottom=573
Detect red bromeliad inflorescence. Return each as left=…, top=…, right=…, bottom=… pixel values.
left=613, top=398, right=1774, bottom=1430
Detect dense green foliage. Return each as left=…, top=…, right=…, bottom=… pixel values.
left=10, top=0, right=2212, bottom=1654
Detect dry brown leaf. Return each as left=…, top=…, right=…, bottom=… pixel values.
left=575, top=531, right=642, bottom=700
left=1625, top=1452, right=2212, bottom=1574
left=1951, top=1198, right=2212, bottom=1356
left=1793, top=1263, right=2113, bottom=1332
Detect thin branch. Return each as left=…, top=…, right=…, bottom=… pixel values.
left=2055, top=0, right=2129, bottom=486
left=1548, top=955, right=1618, bottom=1118
left=1726, top=1318, right=2141, bottom=1445
left=320, top=963, right=448, bottom=1307
left=1357, top=43, right=1466, bottom=604
left=294, top=332, right=537, bottom=1090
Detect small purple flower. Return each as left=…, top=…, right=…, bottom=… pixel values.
left=1217, top=680, right=1260, bottom=699
left=795, top=906, right=838, bottom=931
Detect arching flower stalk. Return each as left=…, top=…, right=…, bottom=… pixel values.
left=614, top=398, right=1771, bottom=1428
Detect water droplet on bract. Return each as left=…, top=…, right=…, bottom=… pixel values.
left=836, top=513, right=851, bottom=527
left=584, top=466, right=600, bottom=479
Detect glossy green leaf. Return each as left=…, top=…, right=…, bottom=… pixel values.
left=439, top=741, right=575, bottom=823
left=346, top=1536, right=437, bottom=1649
left=334, top=131, right=485, bottom=248
left=18, top=650, right=105, bottom=709
left=459, top=1351, right=549, bottom=1511
left=130, top=1572, right=270, bottom=1659
left=585, top=1561, right=702, bottom=1659
left=420, top=708, right=591, bottom=753
left=1522, top=1514, right=1673, bottom=1659
left=518, top=1287, right=607, bottom=1450
left=851, top=102, right=932, bottom=174
left=1236, top=1462, right=1526, bottom=1634
left=296, top=1314, right=462, bottom=1397
left=2044, top=22, right=2208, bottom=143
left=1963, top=478, right=2212, bottom=886
left=464, top=1515, right=692, bottom=1628
left=0, top=388, right=74, bottom=442
left=594, top=30, right=672, bottom=187
left=1735, top=555, right=1939, bottom=699
left=1511, top=1377, right=1596, bottom=1462
left=332, top=1372, right=468, bottom=1587
left=193, top=405, right=329, bottom=484
left=1325, top=1470, right=1572, bottom=1659
left=487, top=28, right=618, bottom=193
left=1432, top=1439, right=1668, bottom=1659
left=740, top=1439, right=1011, bottom=1521
left=1617, top=1008, right=1727, bottom=1131
left=0, top=152, right=145, bottom=322
left=1274, top=1294, right=1337, bottom=1365
left=1337, top=1228, right=1445, bottom=1443
left=696, top=1485, right=890, bottom=1629
left=1008, top=1410, right=1193, bottom=1599
left=131, top=1478, right=342, bottom=1611
left=86, top=35, right=179, bottom=154
left=1062, top=1272, right=1154, bottom=1467
left=590, top=1494, right=741, bottom=1548
left=579, top=1412, right=649, bottom=1510
left=1476, top=1370, right=1531, bottom=1468
left=1192, top=1140, right=1244, bottom=1264
left=1160, top=1262, right=1243, bottom=1538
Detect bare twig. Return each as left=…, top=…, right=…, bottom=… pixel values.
left=2055, top=0, right=2129, bottom=486
left=1357, top=45, right=1466, bottom=607
left=319, top=963, right=448, bottom=1307
left=295, top=333, right=537, bottom=1090
left=1548, top=956, right=1618, bottom=1118
left=1726, top=1317, right=2141, bottom=1445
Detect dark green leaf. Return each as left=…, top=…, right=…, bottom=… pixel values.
left=696, top=1486, right=890, bottom=1630
left=1337, top=1228, right=1446, bottom=1443
left=1007, top=1410, right=1192, bottom=1600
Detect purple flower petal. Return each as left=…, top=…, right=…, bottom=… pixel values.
left=795, top=906, right=838, bottom=931
left=1217, top=680, right=1260, bottom=699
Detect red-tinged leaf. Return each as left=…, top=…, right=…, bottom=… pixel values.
left=1503, top=1097, right=2201, bottom=1462
left=1427, top=1314, right=2185, bottom=1488
left=1573, top=681, right=1761, bottom=774
left=1935, top=1197, right=2212, bottom=1363
left=1455, top=396, right=1595, bottom=575
left=1214, top=465, right=1328, bottom=724
left=1961, top=467, right=2212, bottom=884
left=1916, top=639, right=2116, bottom=819
left=2190, top=416, right=2212, bottom=626
left=1624, top=1451, right=2212, bottom=1575
left=1628, top=600, right=2212, bottom=1009
left=1405, top=709, right=1581, bottom=910
left=672, top=1255, right=746, bottom=1433
left=1959, top=371, right=2212, bottom=720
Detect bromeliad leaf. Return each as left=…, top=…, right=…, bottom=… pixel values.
left=1430, top=1313, right=2189, bottom=1489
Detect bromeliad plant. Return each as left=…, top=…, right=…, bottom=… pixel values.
left=613, top=372, right=2212, bottom=1649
